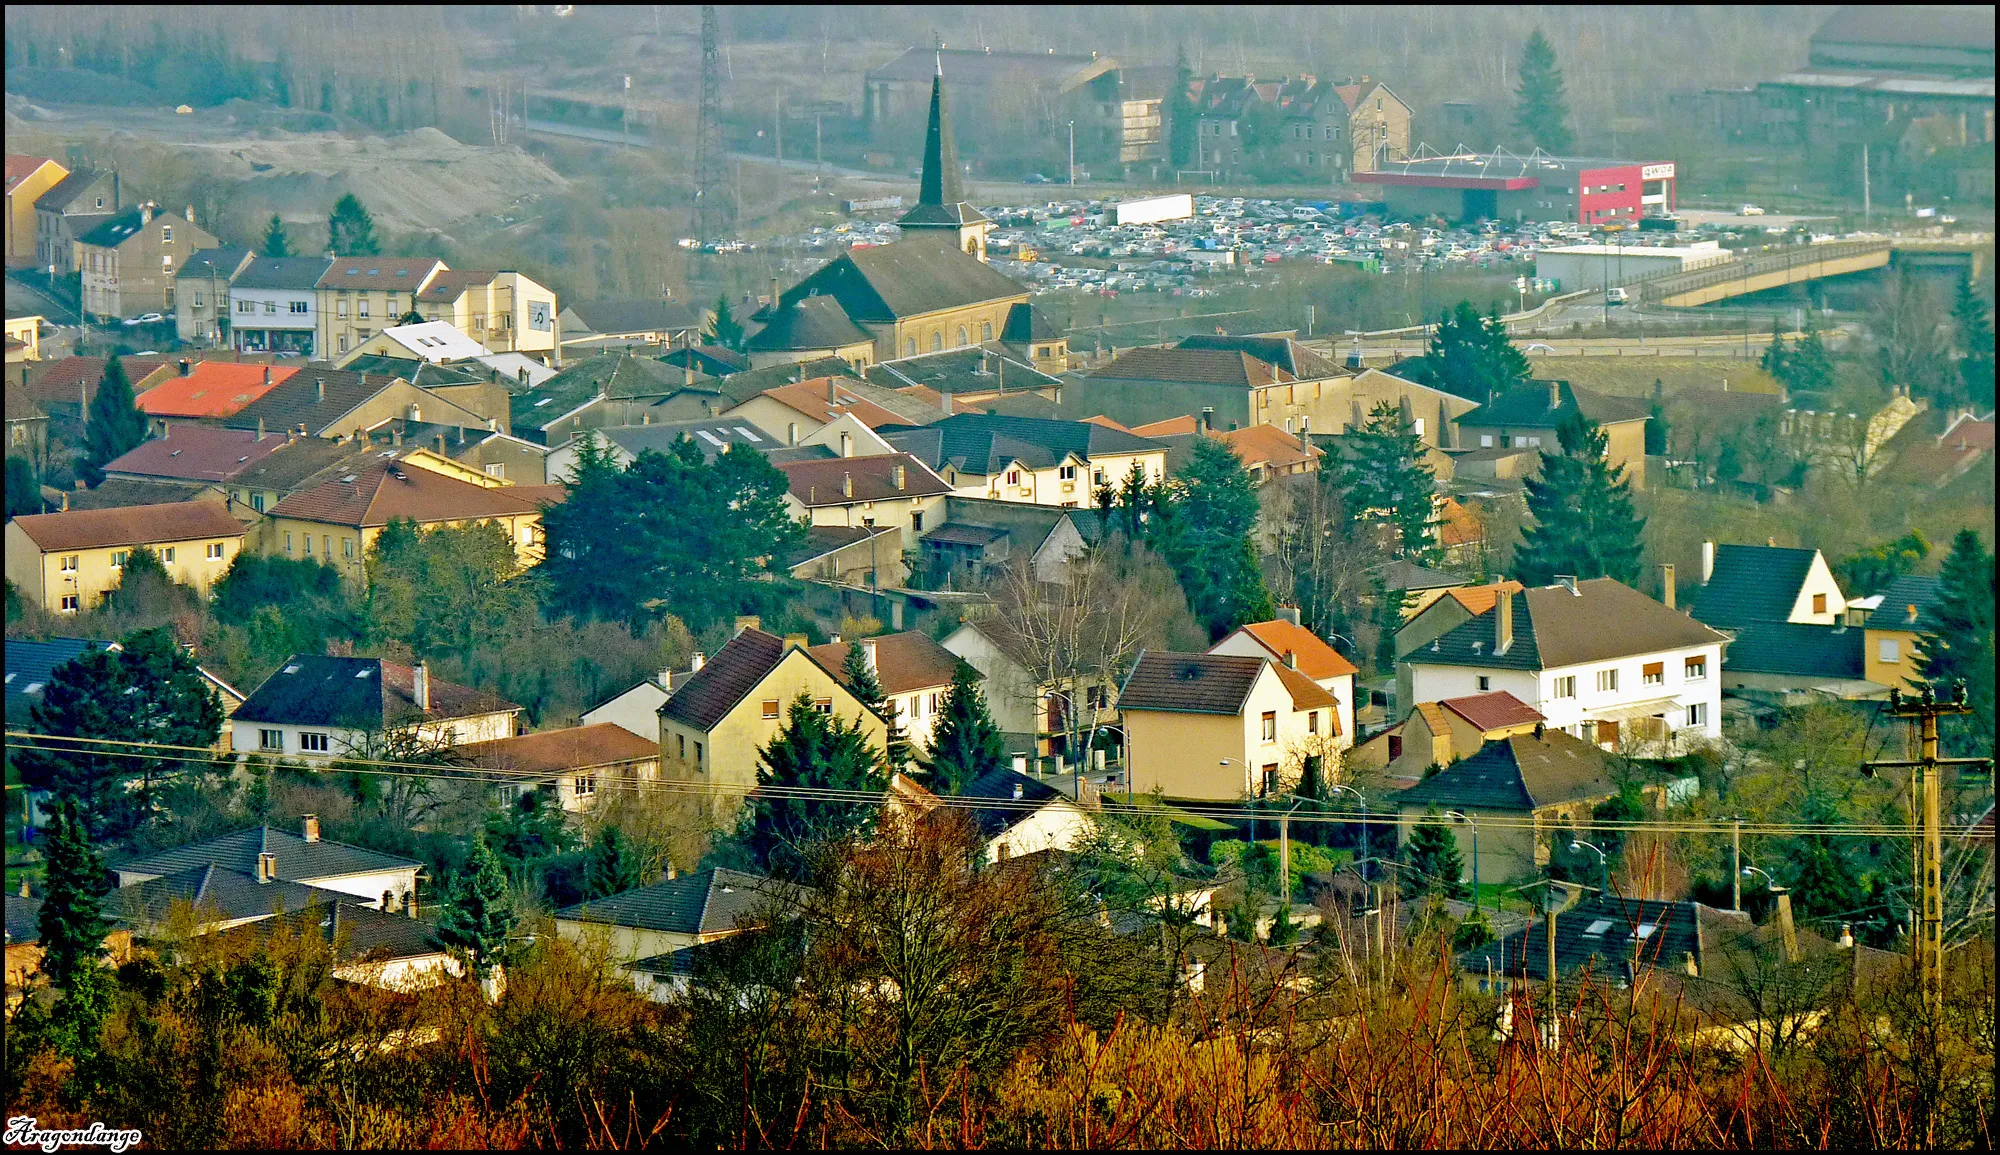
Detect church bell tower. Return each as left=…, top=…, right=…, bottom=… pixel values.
left=896, top=54, right=991, bottom=261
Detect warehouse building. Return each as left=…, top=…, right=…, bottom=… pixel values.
left=1532, top=241, right=1731, bottom=293
left=1353, top=152, right=1676, bottom=225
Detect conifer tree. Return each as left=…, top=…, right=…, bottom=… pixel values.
left=81, top=355, right=146, bottom=486
left=925, top=661, right=1006, bottom=793
left=704, top=295, right=746, bottom=352
left=1168, top=46, right=1198, bottom=170
left=431, top=834, right=516, bottom=981
left=38, top=799, right=113, bottom=1060
left=327, top=193, right=379, bottom=256
left=1920, top=529, right=1994, bottom=747
left=1952, top=275, right=1995, bottom=409
left=1513, top=412, right=1645, bottom=586
left=1151, top=437, right=1272, bottom=638
left=1338, top=400, right=1438, bottom=563
left=1761, top=321, right=1789, bottom=381
left=584, top=825, right=644, bottom=900
left=1403, top=808, right=1469, bottom=901
left=262, top=213, right=292, bottom=257
left=1514, top=28, right=1574, bottom=153
left=740, top=693, right=886, bottom=877
left=1416, top=301, right=1530, bottom=403
left=6, top=455, right=39, bottom=517
left=1787, top=313, right=1835, bottom=395
left=843, top=640, right=911, bottom=772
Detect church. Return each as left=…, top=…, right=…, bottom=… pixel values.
left=747, top=61, right=1067, bottom=375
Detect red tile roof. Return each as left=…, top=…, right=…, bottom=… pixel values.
left=1441, top=580, right=1524, bottom=616
left=1227, top=619, right=1359, bottom=681
left=781, top=452, right=952, bottom=507
left=5, top=155, right=62, bottom=190
left=457, top=724, right=658, bottom=777
left=136, top=363, right=297, bottom=418
left=20, top=355, right=174, bottom=408
left=101, top=425, right=288, bottom=483
left=1440, top=691, right=1544, bottom=734
left=1215, top=424, right=1320, bottom=472
left=1274, top=663, right=1340, bottom=715
left=315, top=257, right=446, bottom=293
left=806, top=631, right=965, bottom=697
left=761, top=379, right=913, bottom=429
left=9, top=501, right=245, bottom=552
left=266, top=460, right=547, bottom=528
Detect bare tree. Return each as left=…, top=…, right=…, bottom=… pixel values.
left=1265, top=473, right=1388, bottom=641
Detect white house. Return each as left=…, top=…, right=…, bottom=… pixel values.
left=954, top=769, right=1098, bottom=864
left=804, top=631, right=968, bottom=752
left=1208, top=610, right=1358, bottom=754
left=1402, top=578, right=1727, bottom=754
left=111, top=817, right=423, bottom=912
left=1690, top=541, right=1849, bottom=627
left=883, top=413, right=1167, bottom=509
left=228, top=256, right=334, bottom=357
left=229, top=654, right=522, bottom=759
left=940, top=620, right=1052, bottom=749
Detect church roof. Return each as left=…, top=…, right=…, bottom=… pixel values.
left=899, top=69, right=988, bottom=233
left=744, top=295, right=875, bottom=353
left=784, top=243, right=1025, bottom=324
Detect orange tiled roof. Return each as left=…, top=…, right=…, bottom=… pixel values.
left=1233, top=618, right=1359, bottom=680
left=266, top=460, right=547, bottom=528
left=1215, top=424, right=1320, bottom=471
left=1441, top=580, right=1524, bottom=616
left=1437, top=497, right=1485, bottom=548
left=136, top=363, right=297, bottom=418
left=1131, top=414, right=1199, bottom=437
left=761, top=379, right=913, bottom=430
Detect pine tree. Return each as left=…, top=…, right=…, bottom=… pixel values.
left=1952, top=275, right=1995, bottom=409
left=925, top=661, right=1006, bottom=793
left=1151, top=437, right=1272, bottom=638
left=1403, top=808, right=1469, bottom=901
left=38, top=799, right=112, bottom=1061
left=431, top=834, right=515, bottom=981
left=1514, top=28, right=1574, bottom=153
left=1338, top=400, right=1438, bottom=563
left=1761, top=321, right=1789, bottom=382
left=262, top=213, right=292, bottom=257
left=1167, top=47, right=1198, bottom=170
left=584, top=825, right=644, bottom=900
left=1116, top=459, right=1150, bottom=538
left=843, top=640, right=911, bottom=772
left=1788, top=313, right=1835, bottom=395
left=1416, top=301, right=1530, bottom=403
left=327, top=193, right=379, bottom=256
left=704, top=295, right=745, bottom=352
left=1645, top=397, right=1669, bottom=455
left=80, top=355, right=146, bottom=486
left=1920, top=529, right=1994, bottom=747
left=1513, top=411, right=1645, bottom=586
left=740, top=693, right=886, bottom=877
left=6, top=454, right=39, bottom=517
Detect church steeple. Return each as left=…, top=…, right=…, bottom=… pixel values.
left=898, top=54, right=990, bottom=260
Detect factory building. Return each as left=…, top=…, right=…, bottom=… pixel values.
left=1353, top=152, right=1676, bottom=225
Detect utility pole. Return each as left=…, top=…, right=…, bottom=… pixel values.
left=774, top=84, right=782, bottom=162
left=1862, top=142, right=1871, bottom=226
left=1862, top=683, right=1985, bottom=1020
left=1731, top=816, right=1743, bottom=912
left=693, top=5, right=731, bottom=243
left=1068, top=120, right=1076, bottom=191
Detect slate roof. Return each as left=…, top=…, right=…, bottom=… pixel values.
left=266, top=458, right=544, bottom=527
left=660, top=345, right=750, bottom=377
left=782, top=453, right=952, bottom=507
left=1090, top=346, right=1289, bottom=388
left=1119, top=652, right=1270, bottom=715
left=77, top=206, right=182, bottom=249
left=1224, top=619, right=1358, bottom=681
left=658, top=628, right=790, bottom=731
left=1721, top=621, right=1865, bottom=679
left=32, top=168, right=110, bottom=214
left=136, top=362, right=296, bottom=418
left=781, top=242, right=1026, bottom=324
left=1866, top=575, right=1945, bottom=633
left=1439, top=691, right=1544, bottom=733
left=231, top=655, right=520, bottom=730
left=956, top=767, right=1069, bottom=838
left=5, top=637, right=115, bottom=725
left=232, top=256, right=335, bottom=291
left=9, top=501, right=243, bottom=552
left=43, top=478, right=219, bottom=513
left=228, top=436, right=392, bottom=495
left=744, top=294, right=876, bottom=352
left=413, top=268, right=497, bottom=301
left=785, top=523, right=899, bottom=569
left=1691, top=544, right=1822, bottom=627
left=313, top=258, right=446, bottom=293
left=1176, top=334, right=1342, bottom=380
left=806, top=631, right=967, bottom=697
left=1460, top=895, right=1716, bottom=986
left=216, top=899, right=446, bottom=963
left=705, top=358, right=864, bottom=407
left=112, top=864, right=349, bottom=927
left=1003, top=302, right=1061, bottom=344
left=1393, top=729, right=1615, bottom=812
left=222, top=368, right=411, bottom=436
left=1410, top=578, right=1729, bottom=671
left=511, top=352, right=689, bottom=432
left=594, top=418, right=778, bottom=462
left=882, top=411, right=1161, bottom=475
left=114, top=824, right=421, bottom=884
left=337, top=354, right=487, bottom=387
left=1374, top=559, right=1469, bottom=592
left=457, top=724, right=659, bottom=777
left=4, top=892, right=42, bottom=946
left=1458, top=380, right=1651, bottom=429
left=555, top=868, right=796, bottom=936
left=562, top=298, right=706, bottom=336
left=865, top=344, right=1061, bottom=398
left=174, top=245, right=254, bottom=282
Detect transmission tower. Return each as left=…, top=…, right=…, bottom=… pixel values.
left=693, top=5, right=732, bottom=243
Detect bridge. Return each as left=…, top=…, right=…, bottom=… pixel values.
left=1637, top=237, right=1988, bottom=308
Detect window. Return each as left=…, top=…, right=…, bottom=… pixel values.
left=299, top=732, right=331, bottom=753
left=59, top=595, right=79, bottom=612
left=981, top=321, right=993, bottom=342
left=202, top=542, right=224, bottom=560
left=238, top=299, right=254, bottom=314
left=911, top=510, right=924, bottom=532
left=693, top=741, right=703, bottom=762
left=908, top=695, right=921, bottom=717
left=162, top=225, right=172, bottom=243
left=162, top=255, right=173, bottom=272
left=484, top=463, right=505, bottom=479
left=956, top=326, right=968, bottom=347
left=761, top=699, right=780, bottom=719
left=343, top=538, right=354, bottom=559
left=1058, top=464, right=1077, bottom=481
left=337, top=299, right=349, bottom=318
left=574, top=774, right=596, bottom=798
left=1686, top=702, right=1708, bottom=727
left=1684, top=656, right=1707, bottom=680
left=260, top=729, right=284, bottom=751
left=906, top=338, right=917, bottom=357
left=1596, top=669, right=1618, bottom=693
left=1553, top=676, right=1577, bottom=699
left=1261, top=765, right=1278, bottom=795
left=1307, top=710, right=1319, bottom=734
left=930, top=332, right=942, bottom=352
left=1642, top=661, right=1664, bottom=686
left=290, top=300, right=308, bottom=314
left=323, top=536, right=331, bottom=557
left=1877, top=639, right=1899, bottom=663
left=193, top=292, right=204, bottom=308
left=358, top=299, right=370, bottom=318
left=929, top=692, right=942, bottom=713
left=1006, top=469, right=1021, bottom=486
left=284, top=532, right=293, bottom=554
left=677, top=734, right=686, bottom=759
left=1476, top=675, right=1491, bottom=692
left=111, top=551, right=128, bottom=568
left=1261, top=711, right=1277, bottom=742
left=250, top=493, right=265, bottom=513
left=1812, top=593, right=1827, bottom=614
left=813, top=698, right=833, bottom=714
left=385, top=294, right=398, bottom=314
left=303, top=535, right=312, bottom=555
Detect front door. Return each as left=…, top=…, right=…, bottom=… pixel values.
left=1597, top=719, right=1620, bottom=751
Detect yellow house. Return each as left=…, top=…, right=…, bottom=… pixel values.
left=5, top=502, right=246, bottom=612
left=658, top=624, right=889, bottom=811
left=260, top=457, right=552, bottom=587
left=5, top=156, right=68, bottom=267
left=1117, top=651, right=1340, bottom=801
left=1863, top=575, right=1944, bottom=691
left=883, top=412, right=1168, bottom=510
left=4, top=314, right=41, bottom=362
left=313, top=258, right=448, bottom=360
left=778, top=452, right=953, bottom=559
left=415, top=270, right=558, bottom=356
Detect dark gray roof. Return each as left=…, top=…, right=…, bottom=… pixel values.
left=5, top=637, right=116, bottom=725
left=512, top=353, right=690, bottom=432
left=744, top=294, right=875, bottom=353
left=783, top=241, right=1024, bottom=324
left=899, top=71, right=988, bottom=232
left=956, top=767, right=1068, bottom=837
left=706, top=357, right=864, bottom=407
left=51, top=477, right=220, bottom=512
left=1691, top=545, right=1822, bottom=627
left=112, top=864, right=351, bottom=927
left=231, top=256, right=336, bottom=292
left=660, top=345, right=750, bottom=377
left=1003, top=302, right=1061, bottom=344
left=1721, top=621, right=1865, bottom=679
left=1866, top=575, right=1945, bottom=632
left=77, top=205, right=187, bottom=249
left=562, top=298, right=705, bottom=337
left=1176, top=334, right=1340, bottom=379
left=785, top=523, right=899, bottom=568
left=1374, top=559, right=1469, bottom=592
left=222, top=368, right=411, bottom=437
left=218, top=899, right=445, bottom=963
left=113, top=824, right=421, bottom=884
left=1118, top=652, right=1267, bottom=715
left=5, top=892, right=43, bottom=946
left=658, top=628, right=789, bottom=731
left=337, top=354, right=487, bottom=388
left=555, top=868, right=794, bottom=935
left=865, top=344, right=1061, bottom=397
left=36, top=169, right=113, bottom=214
left=175, top=246, right=254, bottom=282
left=1410, top=578, right=1728, bottom=671
left=1460, top=895, right=1714, bottom=986
left=232, top=654, right=519, bottom=730
left=1393, top=730, right=1615, bottom=812
left=595, top=418, right=780, bottom=462
left=882, top=411, right=1160, bottom=475
left=1458, top=380, right=1651, bottom=429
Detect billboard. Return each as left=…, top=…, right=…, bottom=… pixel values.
left=528, top=300, right=552, bottom=333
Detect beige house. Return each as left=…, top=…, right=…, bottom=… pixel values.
left=1208, top=612, right=1359, bottom=753
left=76, top=204, right=219, bottom=321
left=1862, top=575, right=1943, bottom=692
left=1456, top=380, right=1652, bottom=489
left=1392, top=729, right=1617, bottom=888
left=1350, top=690, right=1545, bottom=780
left=4, top=315, right=41, bottom=363
left=415, top=269, right=558, bottom=356
left=1117, top=651, right=1341, bottom=801
left=229, top=655, right=521, bottom=759
left=6, top=501, right=245, bottom=612
left=457, top=724, right=661, bottom=813
left=32, top=168, right=117, bottom=276
left=804, top=631, right=967, bottom=753
left=884, top=412, right=1167, bottom=509
left=5, top=156, right=68, bottom=267
left=779, top=452, right=952, bottom=560
left=313, top=258, right=448, bottom=360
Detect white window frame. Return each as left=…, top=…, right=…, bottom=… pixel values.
left=1552, top=676, right=1577, bottom=699
left=299, top=732, right=331, bottom=754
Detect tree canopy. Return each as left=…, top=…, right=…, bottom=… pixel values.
left=262, top=213, right=292, bottom=257
left=1512, top=413, right=1645, bottom=587
left=1413, top=302, right=1529, bottom=403
left=704, top=295, right=746, bottom=353
left=1337, top=400, right=1438, bottom=564
left=1951, top=275, right=1995, bottom=410
left=36, top=799, right=113, bottom=1061
left=1403, top=808, right=1469, bottom=901
left=1150, top=437, right=1273, bottom=638
left=737, top=692, right=886, bottom=879
left=1167, top=47, right=1197, bottom=170
left=366, top=518, right=537, bottom=660
left=327, top=193, right=379, bottom=256
left=81, top=355, right=147, bottom=487
left=924, top=661, right=1005, bottom=793
left=842, top=641, right=910, bottom=772
left=1920, top=529, right=1994, bottom=748
left=1514, top=28, right=1574, bottom=153
left=7, top=454, right=40, bottom=517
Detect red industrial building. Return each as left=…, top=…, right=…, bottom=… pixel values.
left=1354, top=152, right=1677, bottom=224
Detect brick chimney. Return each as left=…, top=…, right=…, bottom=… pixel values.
left=256, top=851, right=277, bottom=883
left=861, top=638, right=879, bottom=674
left=263, top=365, right=272, bottom=386
left=413, top=660, right=431, bottom=712
left=1283, top=650, right=1297, bottom=669
left=1496, top=587, right=1515, bottom=655
left=1659, top=563, right=1676, bottom=610
left=178, top=358, right=192, bottom=377
left=940, top=390, right=953, bottom=415
left=1701, top=540, right=1715, bottom=583
left=301, top=814, right=321, bottom=843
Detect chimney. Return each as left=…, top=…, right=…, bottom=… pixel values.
left=771, top=277, right=781, bottom=311
left=733, top=615, right=761, bottom=638
left=413, top=661, right=431, bottom=712
left=827, top=378, right=838, bottom=402
left=861, top=638, right=879, bottom=674
left=940, top=390, right=953, bottom=415
left=1548, top=380, right=1562, bottom=411
left=178, top=358, right=192, bottom=377
left=436, top=433, right=447, bottom=455
left=1701, top=541, right=1715, bottom=583
left=487, top=416, right=497, bottom=431
left=1774, top=892, right=1799, bottom=962
left=112, top=170, right=120, bottom=211
left=842, top=471, right=854, bottom=498
left=392, top=427, right=402, bottom=447
left=783, top=632, right=809, bottom=650
left=787, top=422, right=799, bottom=446
left=185, top=204, right=195, bottom=222
left=1276, top=605, right=1300, bottom=626
left=1283, top=650, right=1297, bottom=669
left=1533, top=721, right=1544, bottom=740
left=257, top=417, right=266, bottom=439
left=256, top=851, right=277, bottom=883
left=316, top=378, right=325, bottom=402
left=140, top=203, right=152, bottom=225
left=689, top=650, right=706, bottom=673
left=892, top=463, right=906, bottom=490
left=263, top=365, right=273, bottom=386
left=839, top=432, right=853, bottom=458
left=1905, top=603, right=1919, bottom=624
left=1199, top=406, right=1214, bottom=434
left=1012, top=781, right=1025, bottom=800
left=1555, top=575, right=1579, bottom=596
left=301, top=814, right=321, bottom=843
left=1836, top=923, right=1854, bottom=949
left=1659, top=564, right=1676, bottom=610
left=1496, top=588, right=1515, bottom=655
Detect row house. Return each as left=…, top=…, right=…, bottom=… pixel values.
left=314, top=257, right=448, bottom=359
left=5, top=155, right=69, bottom=267
left=1187, top=74, right=1412, bottom=180
left=882, top=411, right=1168, bottom=509
left=76, top=204, right=218, bottom=321
left=174, top=246, right=255, bottom=345
left=229, top=257, right=334, bottom=356
left=32, top=168, right=118, bottom=276
left=4, top=501, right=246, bottom=613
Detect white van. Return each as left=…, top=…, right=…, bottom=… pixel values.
left=1605, top=287, right=1629, bottom=304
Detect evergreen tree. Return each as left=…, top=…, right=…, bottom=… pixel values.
left=481, top=788, right=575, bottom=889
left=1403, top=808, right=1469, bottom=901
left=740, top=693, right=886, bottom=878
left=584, top=825, right=644, bottom=900
left=1787, top=313, right=1835, bottom=395
left=1952, top=275, right=1995, bottom=409
left=431, top=834, right=515, bottom=981
left=704, top=295, right=746, bottom=352
left=1513, top=28, right=1574, bottom=153
left=842, top=640, right=911, bottom=772
left=1919, top=529, right=1994, bottom=747
left=1645, top=397, right=1669, bottom=456
left=38, top=799, right=112, bottom=1061
left=1338, top=400, right=1438, bottom=562
left=1116, top=459, right=1151, bottom=538
left=1150, top=437, right=1272, bottom=638
left=924, top=661, right=1006, bottom=793
left=1834, top=529, right=1930, bottom=596
left=81, top=355, right=146, bottom=487
left=1513, top=411, right=1645, bottom=586
left=1760, top=321, right=1789, bottom=381
left=1414, top=301, right=1529, bottom=402
left=327, top=193, right=379, bottom=256
left=1167, top=47, right=1198, bottom=170
left=6, top=454, right=39, bottom=517
left=261, top=213, right=292, bottom=257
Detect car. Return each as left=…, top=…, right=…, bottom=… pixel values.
left=1739, top=205, right=1765, bottom=216
left=1522, top=343, right=1556, bottom=354
left=1023, top=173, right=1050, bottom=184
left=1604, top=287, right=1629, bottom=304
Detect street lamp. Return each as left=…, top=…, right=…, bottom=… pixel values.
left=1068, top=120, right=1076, bottom=191
left=1569, top=838, right=1611, bottom=897
left=1445, top=810, right=1480, bottom=912
left=1740, top=863, right=1782, bottom=892
left=1321, top=783, right=1369, bottom=883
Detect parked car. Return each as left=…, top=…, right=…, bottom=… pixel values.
left=123, top=312, right=165, bottom=326
left=1738, top=204, right=1765, bottom=216
left=1604, top=287, right=1629, bottom=304
left=1023, top=173, right=1050, bottom=184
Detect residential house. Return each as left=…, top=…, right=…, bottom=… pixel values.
left=882, top=411, right=1166, bottom=508
left=1207, top=610, right=1359, bottom=752
left=1132, top=415, right=1323, bottom=484
left=659, top=344, right=749, bottom=378
left=1075, top=341, right=1332, bottom=434
left=261, top=458, right=553, bottom=584
left=5, top=380, right=48, bottom=465
left=457, top=724, right=662, bottom=812
left=1863, top=575, right=1944, bottom=691
left=212, top=900, right=461, bottom=992
left=1717, top=619, right=1882, bottom=701
left=224, top=365, right=502, bottom=439
left=939, top=617, right=1130, bottom=759
left=582, top=655, right=710, bottom=741
left=786, top=524, right=907, bottom=585
left=230, top=655, right=522, bottom=758
left=726, top=375, right=944, bottom=443
left=1393, top=727, right=1618, bottom=886
left=1877, top=407, right=1994, bottom=490
left=778, top=452, right=953, bottom=574
left=554, top=867, right=798, bottom=967
left=1394, top=580, right=1524, bottom=710
left=2, top=635, right=243, bottom=749
left=76, top=204, right=219, bottom=321
left=38, top=477, right=230, bottom=517
left=1403, top=578, right=1727, bottom=753
left=804, top=631, right=967, bottom=752
left=862, top=332, right=1067, bottom=404
left=4, top=315, right=41, bottom=364
left=227, top=256, right=335, bottom=356
left=1782, top=393, right=1927, bottom=483
left=656, top=624, right=889, bottom=802
left=1350, top=690, right=1545, bottom=781
left=174, top=246, right=255, bottom=345
left=5, top=502, right=245, bottom=612
left=108, top=864, right=357, bottom=934
left=915, top=495, right=1103, bottom=587
left=313, top=257, right=448, bottom=360
left=1435, top=496, right=1489, bottom=570
left=1334, top=79, right=1413, bottom=173
left=32, top=168, right=118, bottom=275
left=953, top=768, right=1099, bottom=864
left=5, top=891, right=47, bottom=1010
left=1460, top=894, right=1739, bottom=994
left=392, top=421, right=551, bottom=485
left=509, top=351, right=723, bottom=445
left=1117, top=650, right=1342, bottom=801
left=1189, top=74, right=1410, bottom=179
left=557, top=298, right=707, bottom=353
left=545, top=417, right=795, bottom=483
left=4, top=155, right=68, bottom=267
left=113, top=817, right=423, bottom=912
left=1455, top=380, right=1653, bottom=488
left=414, top=269, right=558, bottom=356
left=136, top=361, right=297, bottom=428
left=13, top=355, right=175, bottom=424
left=337, top=319, right=490, bottom=366
left=1692, top=541, right=1849, bottom=627
left=1376, top=559, right=1473, bottom=619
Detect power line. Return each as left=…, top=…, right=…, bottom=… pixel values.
left=8, top=731, right=1986, bottom=841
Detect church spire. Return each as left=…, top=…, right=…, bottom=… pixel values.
left=917, top=67, right=963, bottom=209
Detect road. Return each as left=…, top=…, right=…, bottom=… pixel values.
left=1305, top=330, right=1845, bottom=363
